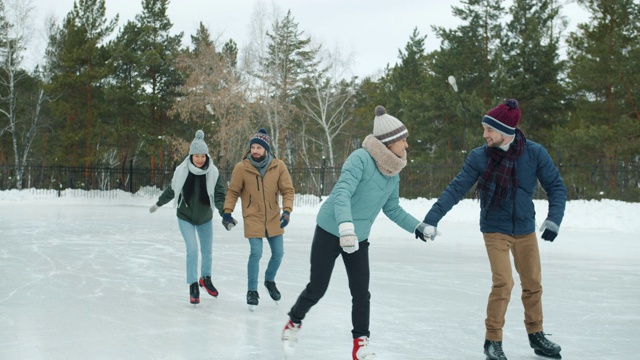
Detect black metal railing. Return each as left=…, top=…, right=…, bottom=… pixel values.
left=1, top=161, right=639, bottom=202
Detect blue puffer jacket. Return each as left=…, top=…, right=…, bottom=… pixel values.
left=316, top=148, right=420, bottom=241
left=424, top=140, right=566, bottom=235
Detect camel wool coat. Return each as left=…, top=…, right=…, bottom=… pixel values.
left=223, top=156, right=294, bottom=238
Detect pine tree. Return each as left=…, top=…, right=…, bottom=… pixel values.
left=432, top=0, right=505, bottom=105
left=134, top=0, right=183, bottom=171
left=257, top=10, right=319, bottom=160
left=45, top=0, right=117, bottom=173
left=563, top=0, right=640, bottom=170
left=498, top=0, right=567, bottom=139
left=104, top=20, right=147, bottom=174
left=428, top=0, right=506, bottom=160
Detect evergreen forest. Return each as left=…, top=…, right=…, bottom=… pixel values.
left=0, top=0, right=639, bottom=200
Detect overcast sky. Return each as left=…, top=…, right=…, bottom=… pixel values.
left=24, top=0, right=589, bottom=78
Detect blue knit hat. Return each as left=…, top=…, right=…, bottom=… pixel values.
left=189, top=130, right=209, bottom=155
left=249, top=128, right=271, bottom=153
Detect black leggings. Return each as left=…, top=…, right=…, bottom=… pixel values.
left=288, top=225, right=371, bottom=338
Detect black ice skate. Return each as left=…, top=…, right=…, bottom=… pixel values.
left=247, top=290, right=259, bottom=311
left=264, top=280, right=281, bottom=302
left=529, top=332, right=562, bottom=359
left=189, top=282, right=200, bottom=305
left=199, top=276, right=219, bottom=297
left=484, top=340, right=508, bottom=360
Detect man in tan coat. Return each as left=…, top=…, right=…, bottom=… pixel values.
left=223, top=128, right=295, bottom=310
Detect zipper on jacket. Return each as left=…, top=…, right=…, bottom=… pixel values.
left=260, top=175, right=269, bottom=236
left=511, top=195, right=516, bottom=235
left=511, top=162, right=519, bottom=235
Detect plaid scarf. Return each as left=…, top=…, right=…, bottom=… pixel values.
left=474, top=128, right=526, bottom=209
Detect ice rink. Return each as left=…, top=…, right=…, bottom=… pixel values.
left=1, top=190, right=639, bottom=359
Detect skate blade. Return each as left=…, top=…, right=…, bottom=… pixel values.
left=248, top=305, right=257, bottom=312
left=534, top=349, right=562, bottom=359
left=282, top=343, right=295, bottom=359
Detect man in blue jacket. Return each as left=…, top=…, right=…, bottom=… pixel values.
left=417, top=99, right=566, bottom=360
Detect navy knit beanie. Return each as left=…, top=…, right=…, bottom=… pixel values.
left=249, top=128, right=271, bottom=153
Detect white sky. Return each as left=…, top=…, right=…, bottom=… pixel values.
left=23, top=0, right=590, bottom=78
left=1, top=189, right=639, bottom=359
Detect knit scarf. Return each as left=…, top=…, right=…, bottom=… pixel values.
left=171, top=155, right=219, bottom=209
left=362, top=135, right=407, bottom=176
left=249, top=151, right=273, bottom=177
left=474, top=128, right=526, bottom=209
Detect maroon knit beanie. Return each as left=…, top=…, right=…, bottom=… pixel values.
left=482, top=99, right=521, bottom=136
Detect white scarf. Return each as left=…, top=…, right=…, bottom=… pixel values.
left=171, top=155, right=220, bottom=209
left=362, top=135, right=407, bottom=176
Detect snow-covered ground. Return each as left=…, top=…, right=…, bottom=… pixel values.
left=1, top=189, right=639, bottom=359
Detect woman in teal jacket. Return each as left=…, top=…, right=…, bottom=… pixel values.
left=282, top=106, right=428, bottom=360
left=149, top=130, right=226, bottom=305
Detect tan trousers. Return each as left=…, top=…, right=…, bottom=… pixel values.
left=483, top=232, right=544, bottom=341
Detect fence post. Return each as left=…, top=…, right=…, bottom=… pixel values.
left=129, top=159, right=133, bottom=193
left=319, top=156, right=326, bottom=200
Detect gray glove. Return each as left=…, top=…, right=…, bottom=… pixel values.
left=149, top=204, right=159, bottom=213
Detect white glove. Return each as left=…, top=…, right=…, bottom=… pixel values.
left=414, top=222, right=440, bottom=241
left=149, top=204, right=159, bottom=213
left=338, top=222, right=359, bottom=254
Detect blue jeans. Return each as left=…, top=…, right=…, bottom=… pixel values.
left=177, top=219, right=213, bottom=284
left=247, top=235, right=284, bottom=291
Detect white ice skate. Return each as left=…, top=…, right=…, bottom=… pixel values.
left=282, top=319, right=301, bottom=358
left=353, top=336, right=376, bottom=359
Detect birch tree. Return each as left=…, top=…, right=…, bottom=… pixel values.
left=298, top=45, right=356, bottom=167
left=0, top=0, right=48, bottom=189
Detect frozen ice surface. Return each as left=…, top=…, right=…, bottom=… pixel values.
left=1, top=190, right=639, bottom=359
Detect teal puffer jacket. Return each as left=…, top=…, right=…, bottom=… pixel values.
left=316, top=148, right=419, bottom=241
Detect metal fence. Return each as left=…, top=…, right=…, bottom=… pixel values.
left=1, top=160, right=640, bottom=203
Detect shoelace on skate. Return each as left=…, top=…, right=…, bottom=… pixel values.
left=282, top=322, right=300, bottom=343
left=356, top=338, right=376, bottom=359
left=491, top=342, right=506, bottom=357
left=535, top=332, right=556, bottom=348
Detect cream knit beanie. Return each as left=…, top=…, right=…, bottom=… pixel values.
left=373, top=105, right=408, bottom=145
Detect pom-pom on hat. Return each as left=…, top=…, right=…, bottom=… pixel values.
left=249, top=128, right=271, bottom=153
left=482, top=99, right=521, bottom=136
left=189, top=130, right=209, bottom=155
left=373, top=105, right=408, bottom=145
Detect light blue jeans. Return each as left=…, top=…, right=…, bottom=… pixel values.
left=247, top=235, right=284, bottom=291
left=178, top=219, right=213, bottom=284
